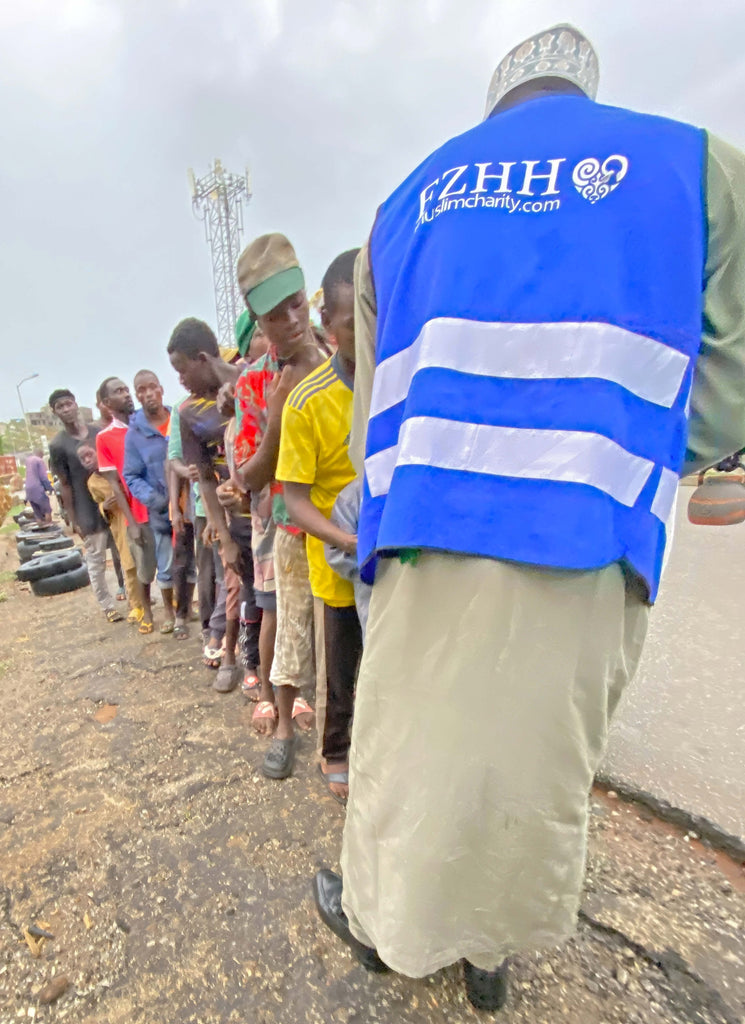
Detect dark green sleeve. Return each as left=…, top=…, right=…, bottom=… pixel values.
left=350, top=241, right=377, bottom=478
left=686, top=132, right=745, bottom=472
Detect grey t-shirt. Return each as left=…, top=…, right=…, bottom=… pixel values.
left=49, top=425, right=106, bottom=537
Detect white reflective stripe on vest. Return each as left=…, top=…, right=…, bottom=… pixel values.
left=369, top=318, right=690, bottom=418
left=651, top=466, right=679, bottom=524
left=365, top=416, right=655, bottom=506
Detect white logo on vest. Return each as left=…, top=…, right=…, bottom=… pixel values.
left=572, top=155, right=629, bottom=203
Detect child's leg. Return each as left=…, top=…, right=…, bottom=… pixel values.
left=320, top=603, right=362, bottom=801
left=263, top=529, right=315, bottom=777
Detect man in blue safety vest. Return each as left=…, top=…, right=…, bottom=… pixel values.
left=313, top=23, right=745, bottom=1012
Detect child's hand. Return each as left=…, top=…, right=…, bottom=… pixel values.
left=267, top=366, right=297, bottom=425
left=217, top=381, right=236, bottom=419
left=338, top=532, right=357, bottom=555
left=216, top=480, right=241, bottom=511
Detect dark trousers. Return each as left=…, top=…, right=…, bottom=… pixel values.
left=323, top=603, right=362, bottom=764
left=229, top=513, right=261, bottom=671
left=172, top=520, right=196, bottom=619
left=195, top=515, right=216, bottom=632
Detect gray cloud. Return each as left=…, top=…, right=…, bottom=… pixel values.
left=0, top=0, right=742, bottom=420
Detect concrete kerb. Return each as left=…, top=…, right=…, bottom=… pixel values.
left=595, top=773, right=745, bottom=864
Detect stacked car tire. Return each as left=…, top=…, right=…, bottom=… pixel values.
left=15, top=523, right=90, bottom=596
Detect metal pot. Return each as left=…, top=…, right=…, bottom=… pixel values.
left=687, top=473, right=745, bottom=526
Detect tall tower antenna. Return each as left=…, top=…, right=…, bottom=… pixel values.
left=188, top=160, right=252, bottom=349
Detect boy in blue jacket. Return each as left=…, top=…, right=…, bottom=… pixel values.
left=123, top=370, right=175, bottom=634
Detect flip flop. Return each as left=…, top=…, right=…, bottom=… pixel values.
left=160, top=620, right=175, bottom=635
left=138, top=621, right=154, bottom=635
left=173, top=623, right=189, bottom=641
left=291, top=696, right=315, bottom=731
left=106, top=609, right=124, bottom=623
left=203, top=645, right=222, bottom=668
left=252, top=700, right=277, bottom=734
left=262, top=736, right=297, bottom=779
left=317, top=763, right=349, bottom=806
left=241, top=671, right=261, bottom=700
left=127, top=607, right=144, bottom=625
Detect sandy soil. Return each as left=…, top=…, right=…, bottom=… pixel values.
left=0, top=534, right=743, bottom=1023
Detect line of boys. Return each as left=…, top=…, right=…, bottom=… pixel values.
left=49, top=236, right=363, bottom=801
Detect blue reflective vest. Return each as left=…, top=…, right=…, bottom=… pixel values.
left=359, top=95, right=706, bottom=601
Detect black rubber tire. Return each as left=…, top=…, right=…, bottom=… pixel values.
left=37, top=536, right=75, bottom=553
left=31, top=563, right=90, bottom=597
left=16, top=549, right=84, bottom=582
left=17, top=541, right=42, bottom=563
left=16, top=528, right=62, bottom=544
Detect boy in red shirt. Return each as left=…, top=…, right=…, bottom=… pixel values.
left=96, top=376, right=154, bottom=632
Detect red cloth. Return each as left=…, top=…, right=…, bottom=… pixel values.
left=96, top=420, right=149, bottom=524
left=234, top=347, right=301, bottom=535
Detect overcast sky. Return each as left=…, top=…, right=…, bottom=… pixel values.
left=0, top=0, right=743, bottom=422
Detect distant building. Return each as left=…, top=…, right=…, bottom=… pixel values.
left=27, top=408, right=58, bottom=429
left=29, top=405, right=93, bottom=428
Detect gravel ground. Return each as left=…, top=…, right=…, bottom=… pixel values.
left=0, top=535, right=743, bottom=1023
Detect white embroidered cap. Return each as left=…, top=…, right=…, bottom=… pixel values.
left=484, top=23, right=599, bottom=119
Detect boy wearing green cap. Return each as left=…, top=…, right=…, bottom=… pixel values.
left=234, top=233, right=331, bottom=780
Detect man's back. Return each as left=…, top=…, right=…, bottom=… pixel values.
left=361, top=94, right=708, bottom=600
left=321, top=26, right=745, bottom=1010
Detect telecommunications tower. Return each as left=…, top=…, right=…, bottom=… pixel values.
left=188, top=160, right=252, bottom=350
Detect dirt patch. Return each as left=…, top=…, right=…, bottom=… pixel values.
left=0, top=534, right=743, bottom=1023
left=92, top=704, right=118, bottom=725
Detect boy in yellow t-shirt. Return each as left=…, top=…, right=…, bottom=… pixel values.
left=277, top=249, right=360, bottom=805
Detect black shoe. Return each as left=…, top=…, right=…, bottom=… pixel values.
left=312, top=869, right=389, bottom=973
left=463, top=959, right=508, bottom=1012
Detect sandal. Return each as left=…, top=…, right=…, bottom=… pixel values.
left=318, top=762, right=349, bottom=806
left=203, top=644, right=222, bottom=669
left=160, top=620, right=175, bottom=635
left=214, top=664, right=239, bottom=693
left=106, top=609, right=124, bottom=623
left=241, top=671, right=261, bottom=701
left=292, top=696, right=315, bottom=731
left=262, top=736, right=297, bottom=779
left=138, top=621, right=154, bottom=635
left=252, top=700, right=277, bottom=735
left=173, top=623, right=189, bottom=641
left=127, top=607, right=144, bottom=625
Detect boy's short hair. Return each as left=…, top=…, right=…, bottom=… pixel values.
left=97, top=377, right=119, bottom=403
left=322, top=249, right=360, bottom=312
left=167, top=318, right=220, bottom=358
left=48, top=388, right=75, bottom=410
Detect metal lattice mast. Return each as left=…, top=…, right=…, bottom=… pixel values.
left=188, top=160, right=252, bottom=349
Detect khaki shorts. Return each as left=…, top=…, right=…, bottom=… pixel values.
left=270, top=527, right=314, bottom=689
left=127, top=523, right=156, bottom=585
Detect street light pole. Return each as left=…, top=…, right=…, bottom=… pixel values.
left=16, top=373, right=39, bottom=452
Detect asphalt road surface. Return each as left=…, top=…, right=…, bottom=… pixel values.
left=603, top=489, right=745, bottom=842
